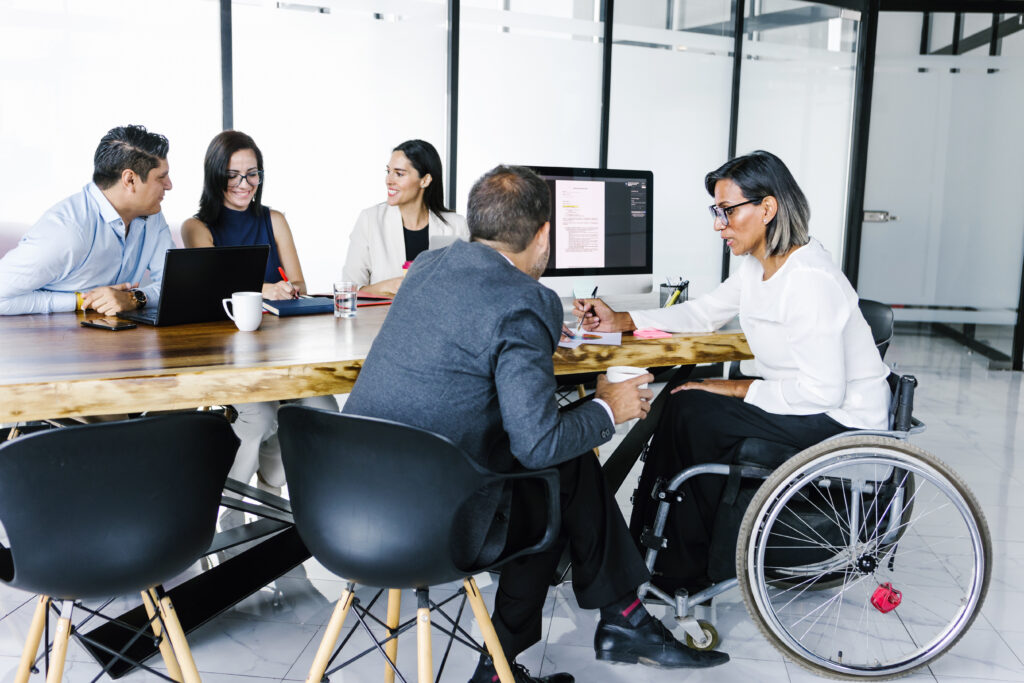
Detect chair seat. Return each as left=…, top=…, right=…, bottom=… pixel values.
left=734, top=438, right=797, bottom=470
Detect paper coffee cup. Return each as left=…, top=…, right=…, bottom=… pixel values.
left=606, top=365, right=648, bottom=388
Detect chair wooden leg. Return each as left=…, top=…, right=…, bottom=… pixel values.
left=14, top=595, right=48, bottom=683
left=45, top=601, right=73, bottom=683
left=306, top=583, right=355, bottom=683
left=143, top=589, right=183, bottom=682
left=415, top=589, right=432, bottom=683
left=156, top=593, right=202, bottom=683
left=463, top=578, right=515, bottom=683
left=384, top=588, right=402, bottom=683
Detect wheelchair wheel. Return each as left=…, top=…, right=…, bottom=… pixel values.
left=737, top=435, right=990, bottom=680
left=762, top=469, right=916, bottom=593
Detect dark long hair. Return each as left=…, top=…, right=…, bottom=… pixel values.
left=393, top=139, right=449, bottom=225
left=704, top=150, right=810, bottom=257
left=196, top=130, right=265, bottom=229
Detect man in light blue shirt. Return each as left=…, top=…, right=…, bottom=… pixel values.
left=0, top=125, right=174, bottom=315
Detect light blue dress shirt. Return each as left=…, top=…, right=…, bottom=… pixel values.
left=0, top=183, right=173, bottom=315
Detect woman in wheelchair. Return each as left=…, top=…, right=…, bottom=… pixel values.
left=572, top=150, right=892, bottom=592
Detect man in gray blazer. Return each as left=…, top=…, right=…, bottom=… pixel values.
left=345, top=165, right=728, bottom=682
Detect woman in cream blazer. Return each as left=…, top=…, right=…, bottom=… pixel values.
left=343, top=140, right=469, bottom=296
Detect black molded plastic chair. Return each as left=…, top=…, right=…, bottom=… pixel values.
left=0, top=413, right=237, bottom=683
left=278, top=406, right=560, bottom=683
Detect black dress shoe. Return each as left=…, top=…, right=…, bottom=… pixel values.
left=468, top=656, right=574, bottom=683
left=594, top=617, right=729, bottom=668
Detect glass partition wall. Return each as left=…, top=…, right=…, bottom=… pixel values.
left=858, top=11, right=1024, bottom=366
left=734, top=1, right=861, bottom=269
left=456, top=1, right=605, bottom=211
left=5, top=0, right=1021, bottom=368
left=608, top=0, right=735, bottom=298
left=233, top=0, right=450, bottom=293
left=0, top=0, right=222, bottom=244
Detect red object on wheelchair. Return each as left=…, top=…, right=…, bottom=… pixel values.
left=871, top=583, right=902, bottom=613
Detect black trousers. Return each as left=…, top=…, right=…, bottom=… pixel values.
left=628, top=388, right=846, bottom=589
left=490, top=452, right=650, bottom=660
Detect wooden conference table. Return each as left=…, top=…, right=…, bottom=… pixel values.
left=0, top=306, right=750, bottom=422
left=0, top=305, right=751, bottom=676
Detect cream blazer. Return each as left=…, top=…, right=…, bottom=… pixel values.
left=342, top=203, right=469, bottom=287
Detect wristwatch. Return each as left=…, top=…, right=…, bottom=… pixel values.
left=130, top=289, right=148, bottom=309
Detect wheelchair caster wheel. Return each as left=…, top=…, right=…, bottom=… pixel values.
left=684, top=619, right=719, bottom=650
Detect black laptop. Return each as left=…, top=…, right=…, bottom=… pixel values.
left=118, top=245, right=269, bottom=326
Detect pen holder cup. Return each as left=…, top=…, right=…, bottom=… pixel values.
left=659, top=281, right=689, bottom=307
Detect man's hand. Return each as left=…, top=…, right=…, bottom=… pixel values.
left=670, top=378, right=753, bottom=399
left=572, top=297, right=635, bottom=333
left=595, top=373, right=654, bottom=424
left=81, top=282, right=138, bottom=315
left=263, top=280, right=298, bottom=300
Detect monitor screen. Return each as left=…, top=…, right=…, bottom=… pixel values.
left=530, top=166, right=654, bottom=296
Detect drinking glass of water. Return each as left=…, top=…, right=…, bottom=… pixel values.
left=333, top=281, right=357, bottom=318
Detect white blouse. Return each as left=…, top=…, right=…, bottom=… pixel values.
left=630, top=239, right=891, bottom=429
left=342, top=203, right=469, bottom=287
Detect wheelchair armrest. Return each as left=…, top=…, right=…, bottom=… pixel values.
left=492, top=468, right=561, bottom=565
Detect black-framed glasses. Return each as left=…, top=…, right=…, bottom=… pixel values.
left=226, top=170, right=264, bottom=187
left=708, top=198, right=761, bottom=226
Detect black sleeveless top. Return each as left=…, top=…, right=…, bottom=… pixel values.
left=212, top=206, right=284, bottom=282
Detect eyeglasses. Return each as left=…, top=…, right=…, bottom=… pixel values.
left=708, top=198, right=761, bottom=226
left=226, top=170, right=264, bottom=187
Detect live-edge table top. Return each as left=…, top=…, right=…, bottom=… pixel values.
left=0, top=307, right=751, bottom=422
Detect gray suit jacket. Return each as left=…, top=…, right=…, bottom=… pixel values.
left=344, top=239, right=613, bottom=565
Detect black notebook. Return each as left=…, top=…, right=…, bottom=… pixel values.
left=262, top=297, right=334, bottom=316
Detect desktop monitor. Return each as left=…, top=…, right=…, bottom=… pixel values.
left=529, top=166, right=654, bottom=297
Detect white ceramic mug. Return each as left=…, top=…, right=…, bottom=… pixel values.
left=222, top=291, right=263, bottom=332
left=605, top=365, right=648, bottom=388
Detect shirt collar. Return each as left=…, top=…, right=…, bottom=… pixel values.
left=86, top=182, right=125, bottom=227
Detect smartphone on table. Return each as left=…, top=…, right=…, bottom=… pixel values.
left=80, top=317, right=137, bottom=331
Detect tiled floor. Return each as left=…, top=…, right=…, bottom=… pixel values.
left=2, top=326, right=1023, bottom=682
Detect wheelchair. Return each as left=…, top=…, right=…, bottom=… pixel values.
left=635, top=363, right=991, bottom=679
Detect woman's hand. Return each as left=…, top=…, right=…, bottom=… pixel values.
left=671, top=378, right=753, bottom=399
left=573, top=298, right=635, bottom=332
left=360, top=274, right=405, bottom=298
left=263, top=280, right=297, bottom=300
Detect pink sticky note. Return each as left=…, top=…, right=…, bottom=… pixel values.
left=634, top=328, right=672, bottom=339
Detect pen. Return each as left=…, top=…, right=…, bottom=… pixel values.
left=573, top=286, right=598, bottom=337
left=665, top=282, right=684, bottom=308
left=277, top=267, right=299, bottom=299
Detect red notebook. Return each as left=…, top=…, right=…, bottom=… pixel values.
left=356, top=294, right=393, bottom=308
